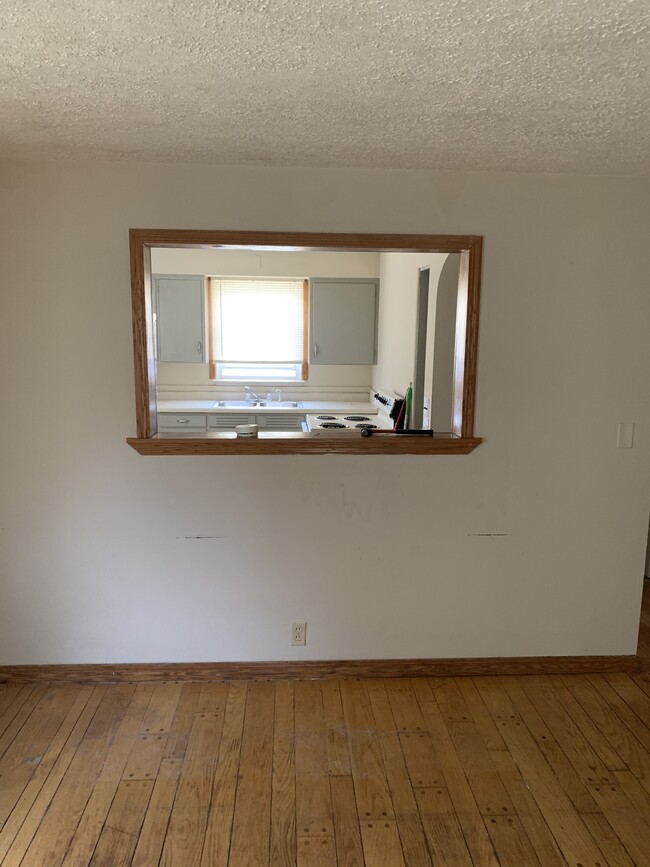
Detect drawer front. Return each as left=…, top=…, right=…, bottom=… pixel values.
left=208, top=413, right=253, bottom=430
left=158, top=413, right=207, bottom=431
left=256, top=413, right=304, bottom=431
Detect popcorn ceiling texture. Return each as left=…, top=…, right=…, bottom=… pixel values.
left=2, top=0, right=649, bottom=172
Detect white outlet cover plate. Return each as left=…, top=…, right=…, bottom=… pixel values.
left=291, top=621, right=306, bottom=646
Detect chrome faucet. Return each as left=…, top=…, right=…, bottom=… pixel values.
left=244, top=386, right=263, bottom=402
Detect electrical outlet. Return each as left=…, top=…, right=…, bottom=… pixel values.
left=291, top=621, right=306, bottom=646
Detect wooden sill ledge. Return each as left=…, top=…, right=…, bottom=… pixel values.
left=126, top=433, right=483, bottom=455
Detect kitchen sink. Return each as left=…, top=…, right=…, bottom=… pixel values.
left=212, top=400, right=303, bottom=409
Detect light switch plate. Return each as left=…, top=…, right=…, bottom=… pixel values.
left=617, top=422, right=635, bottom=448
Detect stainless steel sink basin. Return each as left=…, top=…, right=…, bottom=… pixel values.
left=212, top=400, right=303, bottom=409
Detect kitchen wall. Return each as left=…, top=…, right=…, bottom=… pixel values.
left=152, top=248, right=380, bottom=394
left=1, top=160, right=649, bottom=663
left=428, top=254, right=460, bottom=432
left=372, top=252, right=449, bottom=399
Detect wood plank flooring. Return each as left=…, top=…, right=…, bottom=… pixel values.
left=0, top=581, right=649, bottom=866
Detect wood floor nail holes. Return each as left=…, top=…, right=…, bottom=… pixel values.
left=0, top=582, right=648, bottom=866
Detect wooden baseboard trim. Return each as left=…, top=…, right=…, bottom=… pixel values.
left=0, top=655, right=639, bottom=684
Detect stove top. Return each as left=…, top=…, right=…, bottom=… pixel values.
left=314, top=414, right=376, bottom=426
left=303, top=389, right=399, bottom=436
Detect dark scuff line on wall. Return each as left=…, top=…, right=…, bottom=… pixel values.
left=178, top=535, right=228, bottom=540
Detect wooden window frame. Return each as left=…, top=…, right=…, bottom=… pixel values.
left=128, top=229, right=483, bottom=456
left=207, top=275, right=308, bottom=382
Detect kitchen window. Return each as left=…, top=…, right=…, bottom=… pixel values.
left=208, top=276, right=308, bottom=382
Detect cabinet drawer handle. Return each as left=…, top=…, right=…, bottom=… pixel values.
left=197, top=341, right=202, bottom=353
left=177, top=418, right=190, bottom=423
left=313, top=342, right=319, bottom=356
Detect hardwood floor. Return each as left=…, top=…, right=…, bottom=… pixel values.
left=0, top=582, right=649, bottom=866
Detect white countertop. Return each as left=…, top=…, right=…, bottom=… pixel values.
left=157, top=400, right=377, bottom=414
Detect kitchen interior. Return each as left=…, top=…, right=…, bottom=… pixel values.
left=152, top=246, right=461, bottom=437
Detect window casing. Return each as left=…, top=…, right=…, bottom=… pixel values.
left=128, top=228, right=483, bottom=455
left=215, top=362, right=303, bottom=381
left=208, top=277, right=308, bottom=381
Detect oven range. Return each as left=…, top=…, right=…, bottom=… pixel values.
left=303, top=390, right=396, bottom=437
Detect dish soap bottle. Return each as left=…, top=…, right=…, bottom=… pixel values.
left=404, top=382, right=413, bottom=429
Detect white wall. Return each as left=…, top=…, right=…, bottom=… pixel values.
left=152, top=248, right=380, bottom=393
left=372, top=252, right=448, bottom=398
left=429, top=254, right=460, bottom=432
left=151, top=247, right=380, bottom=278
left=1, top=160, right=649, bottom=664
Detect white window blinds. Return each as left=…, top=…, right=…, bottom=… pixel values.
left=209, top=277, right=305, bottom=365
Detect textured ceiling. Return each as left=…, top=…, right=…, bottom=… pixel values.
left=1, top=0, right=649, bottom=172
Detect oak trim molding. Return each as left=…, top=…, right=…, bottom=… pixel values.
left=0, top=655, right=638, bottom=684
left=126, top=434, right=483, bottom=456
left=129, top=229, right=484, bottom=455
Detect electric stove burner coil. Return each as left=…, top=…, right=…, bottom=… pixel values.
left=355, top=423, right=377, bottom=429
left=316, top=415, right=336, bottom=420
left=344, top=415, right=371, bottom=421
left=320, top=422, right=346, bottom=429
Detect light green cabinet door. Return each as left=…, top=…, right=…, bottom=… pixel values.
left=154, top=275, right=205, bottom=362
left=207, top=414, right=252, bottom=430
left=310, top=279, right=378, bottom=365
left=256, top=413, right=304, bottom=431
left=158, top=413, right=207, bottom=431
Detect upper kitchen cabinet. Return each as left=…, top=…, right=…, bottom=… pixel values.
left=153, top=274, right=205, bottom=363
left=309, top=278, right=378, bottom=365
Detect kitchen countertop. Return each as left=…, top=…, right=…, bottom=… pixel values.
left=157, top=400, right=377, bottom=414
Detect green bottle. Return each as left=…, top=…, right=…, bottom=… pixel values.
left=404, top=382, right=413, bottom=429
